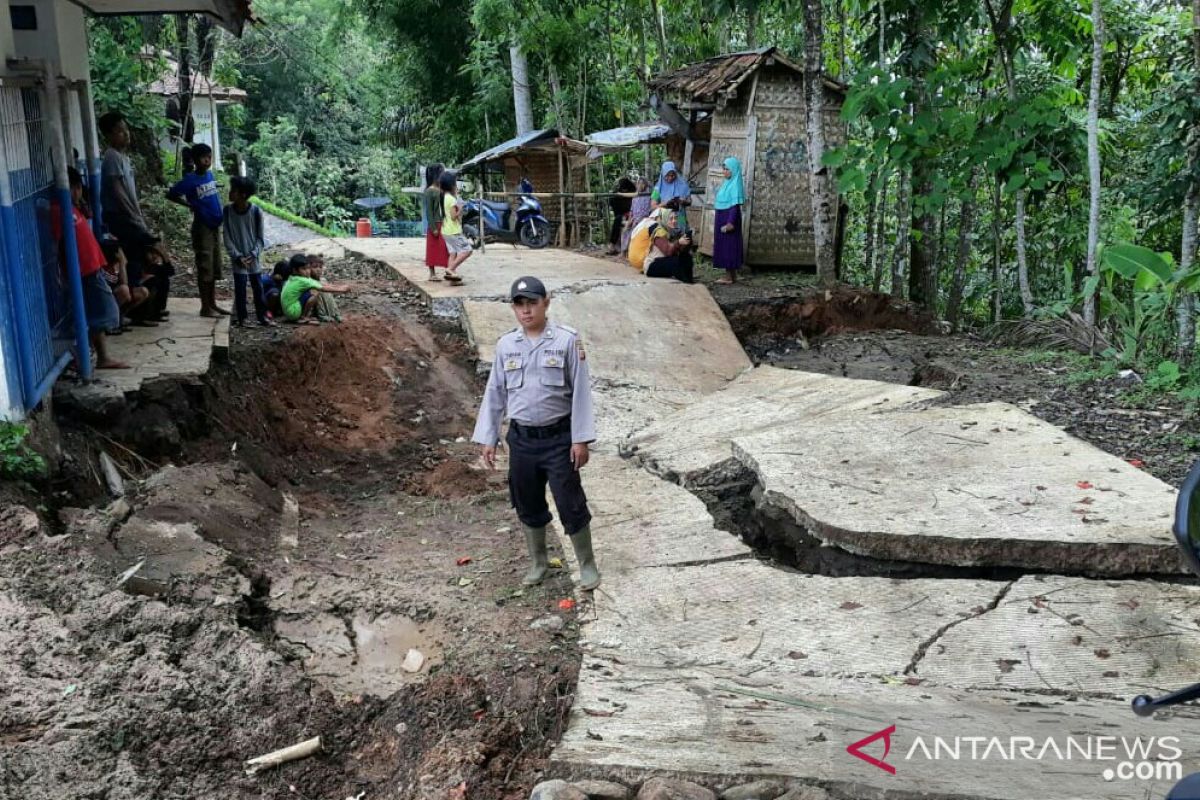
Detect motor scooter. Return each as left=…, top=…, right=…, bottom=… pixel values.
left=461, top=193, right=551, bottom=249
left=1134, top=461, right=1200, bottom=798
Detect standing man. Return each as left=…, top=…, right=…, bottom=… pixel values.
left=472, top=277, right=601, bottom=591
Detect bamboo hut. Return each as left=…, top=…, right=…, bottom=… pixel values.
left=458, top=129, right=590, bottom=246
left=649, top=47, right=848, bottom=268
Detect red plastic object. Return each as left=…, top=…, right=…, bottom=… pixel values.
left=355, top=218, right=372, bottom=238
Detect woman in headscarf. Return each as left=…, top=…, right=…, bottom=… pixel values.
left=651, top=161, right=691, bottom=228
left=712, top=157, right=745, bottom=284
left=621, top=176, right=652, bottom=253
left=422, top=163, right=448, bottom=282
left=607, top=175, right=636, bottom=255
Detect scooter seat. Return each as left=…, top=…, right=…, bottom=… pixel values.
left=480, top=200, right=510, bottom=213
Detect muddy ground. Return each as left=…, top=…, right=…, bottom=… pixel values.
left=720, top=285, right=1200, bottom=488
left=2, top=259, right=584, bottom=800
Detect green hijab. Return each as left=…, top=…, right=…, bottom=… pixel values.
left=714, top=157, right=745, bottom=210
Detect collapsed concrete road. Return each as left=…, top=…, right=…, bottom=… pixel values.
left=343, top=239, right=1198, bottom=800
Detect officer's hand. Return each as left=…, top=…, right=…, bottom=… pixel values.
left=570, top=443, right=590, bottom=471
left=481, top=445, right=497, bottom=470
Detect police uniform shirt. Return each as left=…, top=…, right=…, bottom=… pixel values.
left=471, top=321, right=596, bottom=445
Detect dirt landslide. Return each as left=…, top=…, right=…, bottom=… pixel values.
left=1, top=264, right=582, bottom=800
left=722, top=286, right=1200, bottom=487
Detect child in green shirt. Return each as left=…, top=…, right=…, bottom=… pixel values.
left=280, top=262, right=351, bottom=323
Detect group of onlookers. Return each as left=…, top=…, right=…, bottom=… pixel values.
left=421, top=164, right=473, bottom=284
left=62, top=112, right=354, bottom=372
left=612, top=157, right=746, bottom=285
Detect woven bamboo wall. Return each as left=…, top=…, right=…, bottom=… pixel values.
left=746, top=66, right=845, bottom=266
left=696, top=64, right=845, bottom=267
left=501, top=151, right=587, bottom=226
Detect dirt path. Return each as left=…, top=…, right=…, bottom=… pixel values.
left=1, top=262, right=581, bottom=799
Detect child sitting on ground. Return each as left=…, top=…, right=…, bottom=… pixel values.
left=99, top=239, right=149, bottom=332
left=280, top=260, right=351, bottom=324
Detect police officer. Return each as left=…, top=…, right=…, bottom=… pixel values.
left=471, top=276, right=600, bottom=591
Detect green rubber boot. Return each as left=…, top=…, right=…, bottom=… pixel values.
left=569, top=525, right=602, bottom=591
left=523, top=525, right=549, bottom=586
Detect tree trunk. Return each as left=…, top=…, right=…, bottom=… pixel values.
left=992, top=177, right=1003, bottom=323
left=176, top=14, right=194, bottom=146
left=650, top=0, right=669, bottom=71
left=1175, top=0, right=1200, bottom=363
left=863, top=172, right=880, bottom=289
left=1015, top=190, right=1034, bottom=315
left=547, top=63, right=565, bottom=132
left=872, top=173, right=890, bottom=292
left=986, top=0, right=1034, bottom=317
left=908, top=160, right=937, bottom=311
left=747, top=0, right=758, bottom=49
left=946, top=170, right=980, bottom=332
left=892, top=167, right=911, bottom=298
left=837, top=0, right=847, bottom=78
left=801, top=0, right=837, bottom=285
left=1083, top=0, right=1104, bottom=334
left=510, top=41, right=535, bottom=136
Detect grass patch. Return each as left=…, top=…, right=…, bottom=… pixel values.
left=251, top=198, right=340, bottom=238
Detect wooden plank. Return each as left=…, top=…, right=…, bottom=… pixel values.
left=742, top=115, right=758, bottom=258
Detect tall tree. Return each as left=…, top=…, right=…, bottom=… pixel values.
left=802, top=0, right=838, bottom=284
left=510, top=41, right=535, bottom=135
left=983, top=0, right=1034, bottom=316
left=1083, top=0, right=1104, bottom=332
left=1177, top=0, right=1200, bottom=362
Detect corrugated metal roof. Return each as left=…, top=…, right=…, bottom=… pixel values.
left=649, top=47, right=846, bottom=102
left=459, top=129, right=588, bottom=171
left=585, top=122, right=671, bottom=150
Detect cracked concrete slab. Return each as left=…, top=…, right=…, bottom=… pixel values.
left=339, top=238, right=650, bottom=316
left=464, top=282, right=752, bottom=395
left=734, top=401, right=1180, bottom=575
left=585, top=454, right=750, bottom=571
left=555, top=663, right=1192, bottom=800
left=623, top=366, right=943, bottom=484
left=580, top=557, right=1002, bottom=676
left=917, top=575, right=1200, bottom=694
left=57, top=298, right=227, bottom=395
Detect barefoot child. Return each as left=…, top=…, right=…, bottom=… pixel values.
left=167, top=143, right=228, bottom=317
left=55, top=168, right=128, bottom=370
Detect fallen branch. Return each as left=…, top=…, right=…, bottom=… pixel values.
left=244, top=736, right=322, bottom=776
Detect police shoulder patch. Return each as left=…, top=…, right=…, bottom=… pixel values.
left=575, top=337, right=587, bottom=361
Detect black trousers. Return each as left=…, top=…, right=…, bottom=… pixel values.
left=506, top=425, right=592, bottom=536
left=608, top=215, right=624, bottom=247
left=646, top=252, right=695, bottom=284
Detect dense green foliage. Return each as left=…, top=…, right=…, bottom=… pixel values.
left=87, top=0, right=1200, bottom=389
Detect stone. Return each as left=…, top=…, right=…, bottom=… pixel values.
left=530, top=615, right=565, bottom=633
left=573, top=780, right=630, bottom=800
left=777, top=787, right=828, bottom=800
left=530, top=780, right=587, bottom=800
left=637, top=778, right=716, bottom=800
left=719, top=782, right=786, bottom=800
left=53, top=380, right=127, bottom=424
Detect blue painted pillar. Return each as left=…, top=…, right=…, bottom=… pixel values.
left=0, top=153, right=37, bottom=406
left=43, top=66, right=91, bottom=380
left=76, top=79, right=103, bottom=237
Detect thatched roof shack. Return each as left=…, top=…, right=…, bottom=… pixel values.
left=649, top=47, right=848, bottom=268
left=458, top=129, right=589, bottom=245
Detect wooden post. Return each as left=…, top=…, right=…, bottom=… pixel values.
left=478, top=159, right=486, bottom=254
left=742, top=116, right=758, bottom=261
left=558, top=147, right=567, bottom=248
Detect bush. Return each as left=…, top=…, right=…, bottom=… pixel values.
left=0, top=423, right=46, bottom=481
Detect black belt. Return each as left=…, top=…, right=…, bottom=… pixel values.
left=510, top=417, right=571, bottom=439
